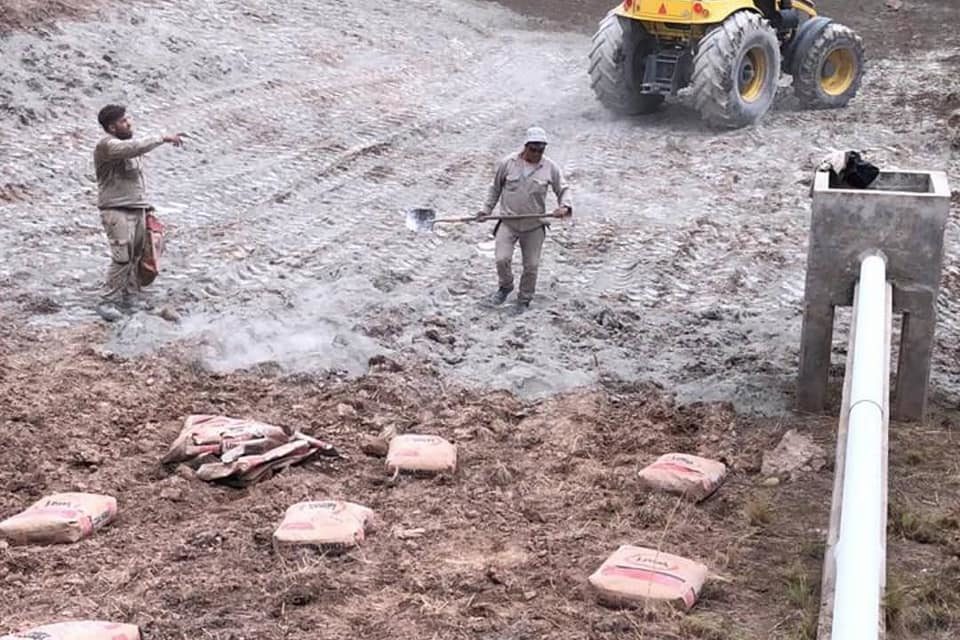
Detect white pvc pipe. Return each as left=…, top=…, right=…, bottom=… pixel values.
left=831, top=254, right=888, bottom=640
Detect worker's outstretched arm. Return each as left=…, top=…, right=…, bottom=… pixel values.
left=99, top=134, right=183, bottom=162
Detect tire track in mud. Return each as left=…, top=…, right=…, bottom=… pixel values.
left=0, top=0, right=957, bottom=408
left=164, top=48, right=527, bottom=305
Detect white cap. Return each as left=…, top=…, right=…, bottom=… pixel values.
left=524, top=126, right=548, bottom=145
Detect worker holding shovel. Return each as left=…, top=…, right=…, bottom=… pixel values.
left=477, top=126, right=572, bottom=312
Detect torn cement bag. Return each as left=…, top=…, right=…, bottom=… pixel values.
left=637, top=454, right=727, bottom=502
left=589, top=545, right=708, bottom=610
left=162, top=415, right=291, bottom=465
left=196, top=439, right=313, bottom=483
left=274, top=500, right=375, bottom=549
left=0, top=493, right=117, bottom=545
left=386, top=434, right=457, bottom=474
left=1, top=621, right=140, bottom=640
left=164, top=415, right=340, bottom=488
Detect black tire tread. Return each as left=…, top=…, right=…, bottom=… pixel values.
left=793, top=23, right=865, bottom=109
left=588, top=12, right=664, bottom=116
left=690, top=11, right=780, bottom=128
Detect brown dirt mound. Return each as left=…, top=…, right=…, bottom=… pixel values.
left=0, top=0, right=99, bottom=32
left=0, top=325, right=839, bottom=639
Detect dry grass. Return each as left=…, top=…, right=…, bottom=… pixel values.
left=888, top=500, right=958, bottom=546
left=886, top=416, right=960, bottom=638
left=888, top=501, right=943, bottom=544
left=680, top=613, right=747, bottom=640
left=886, top=563, right=960, bottom=635
left=884, top=574, right=908, bottom=631
left=744, top=495, right=774, bottom=527
left=781, top=561, right=818, bottom=640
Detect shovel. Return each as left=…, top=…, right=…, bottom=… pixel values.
left=406, top=207, right=566, bottom=233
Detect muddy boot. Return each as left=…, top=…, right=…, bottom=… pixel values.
left=509, top=300, right=530, bottom=316
left=123, top=295, right=154, bottom=313
left=491, top=286, right=514, bottom=305
left=130, top=299, right=154, bottom=313
left=96, top=302, right=124, bottom=323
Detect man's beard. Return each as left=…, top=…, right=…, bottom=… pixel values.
left=115, top=129, right=133, bottom=140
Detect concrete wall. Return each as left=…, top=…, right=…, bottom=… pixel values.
left=798, top=170, right=951, bottom=420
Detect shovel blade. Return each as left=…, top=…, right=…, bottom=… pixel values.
left=405, top=207, right=437, bottom=233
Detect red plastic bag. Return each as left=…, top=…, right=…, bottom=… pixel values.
left=138, top=212, right=165, bottom=287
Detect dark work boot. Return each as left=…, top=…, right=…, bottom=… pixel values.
left=491, top=286, right=514, bottom=305
left=124, top=297, right=154, bottom=313
left=509, top=299, right=531, bottom=316
left=96, top=301, right=124, bottom=323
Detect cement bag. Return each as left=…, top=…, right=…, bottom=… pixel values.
left=589, top=545, right=708, bottom=610
left=637, top=454, right=727, bottom=502
left=162, top=415, right=290, bottom=465
left=0, top=493, right=117, bottom=545
left=273, top=500, right=374, bottom=549
left=196, top=439, right=312, bottom=484
left=386, top=434, right=457, bottom=474
left=0, top=621, right=140, bottom=640
left=137, top=211, right=165, bottom=287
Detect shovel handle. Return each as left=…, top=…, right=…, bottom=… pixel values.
left=432, top=216, right=482, bottom=224
left=433, top=213, right=565, bottom=224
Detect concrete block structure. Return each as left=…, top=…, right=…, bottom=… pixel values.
left=798, top=169, right=951, bottom=421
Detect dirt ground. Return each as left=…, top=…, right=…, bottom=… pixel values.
left=1, top=324, right=959, bottom=640
left=1, top=0, right=959, bottom=638
left=0, top=324, right=823, bottom=639
left=0, top=1, right=95, bottom=33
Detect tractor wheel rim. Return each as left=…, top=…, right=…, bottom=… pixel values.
left=739, top=47, right=767, bottom=102
left=820, top=48, right=857, bottom=96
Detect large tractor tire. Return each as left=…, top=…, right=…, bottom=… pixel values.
left=691, top=11, right=781, bottom=128
left=588, top=12, right=665, bottom=115
left=792, top=23, right=864, bottom=109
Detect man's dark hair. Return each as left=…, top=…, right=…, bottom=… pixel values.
left=97, top=104, right=126, bottom=132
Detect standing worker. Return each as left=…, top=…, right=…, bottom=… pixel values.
left=93, top=104, right=184, bottom=321
left=477, top=126, right=572, bottom=313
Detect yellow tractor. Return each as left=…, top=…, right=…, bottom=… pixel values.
left=589, top=0, right=864, bottom=127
